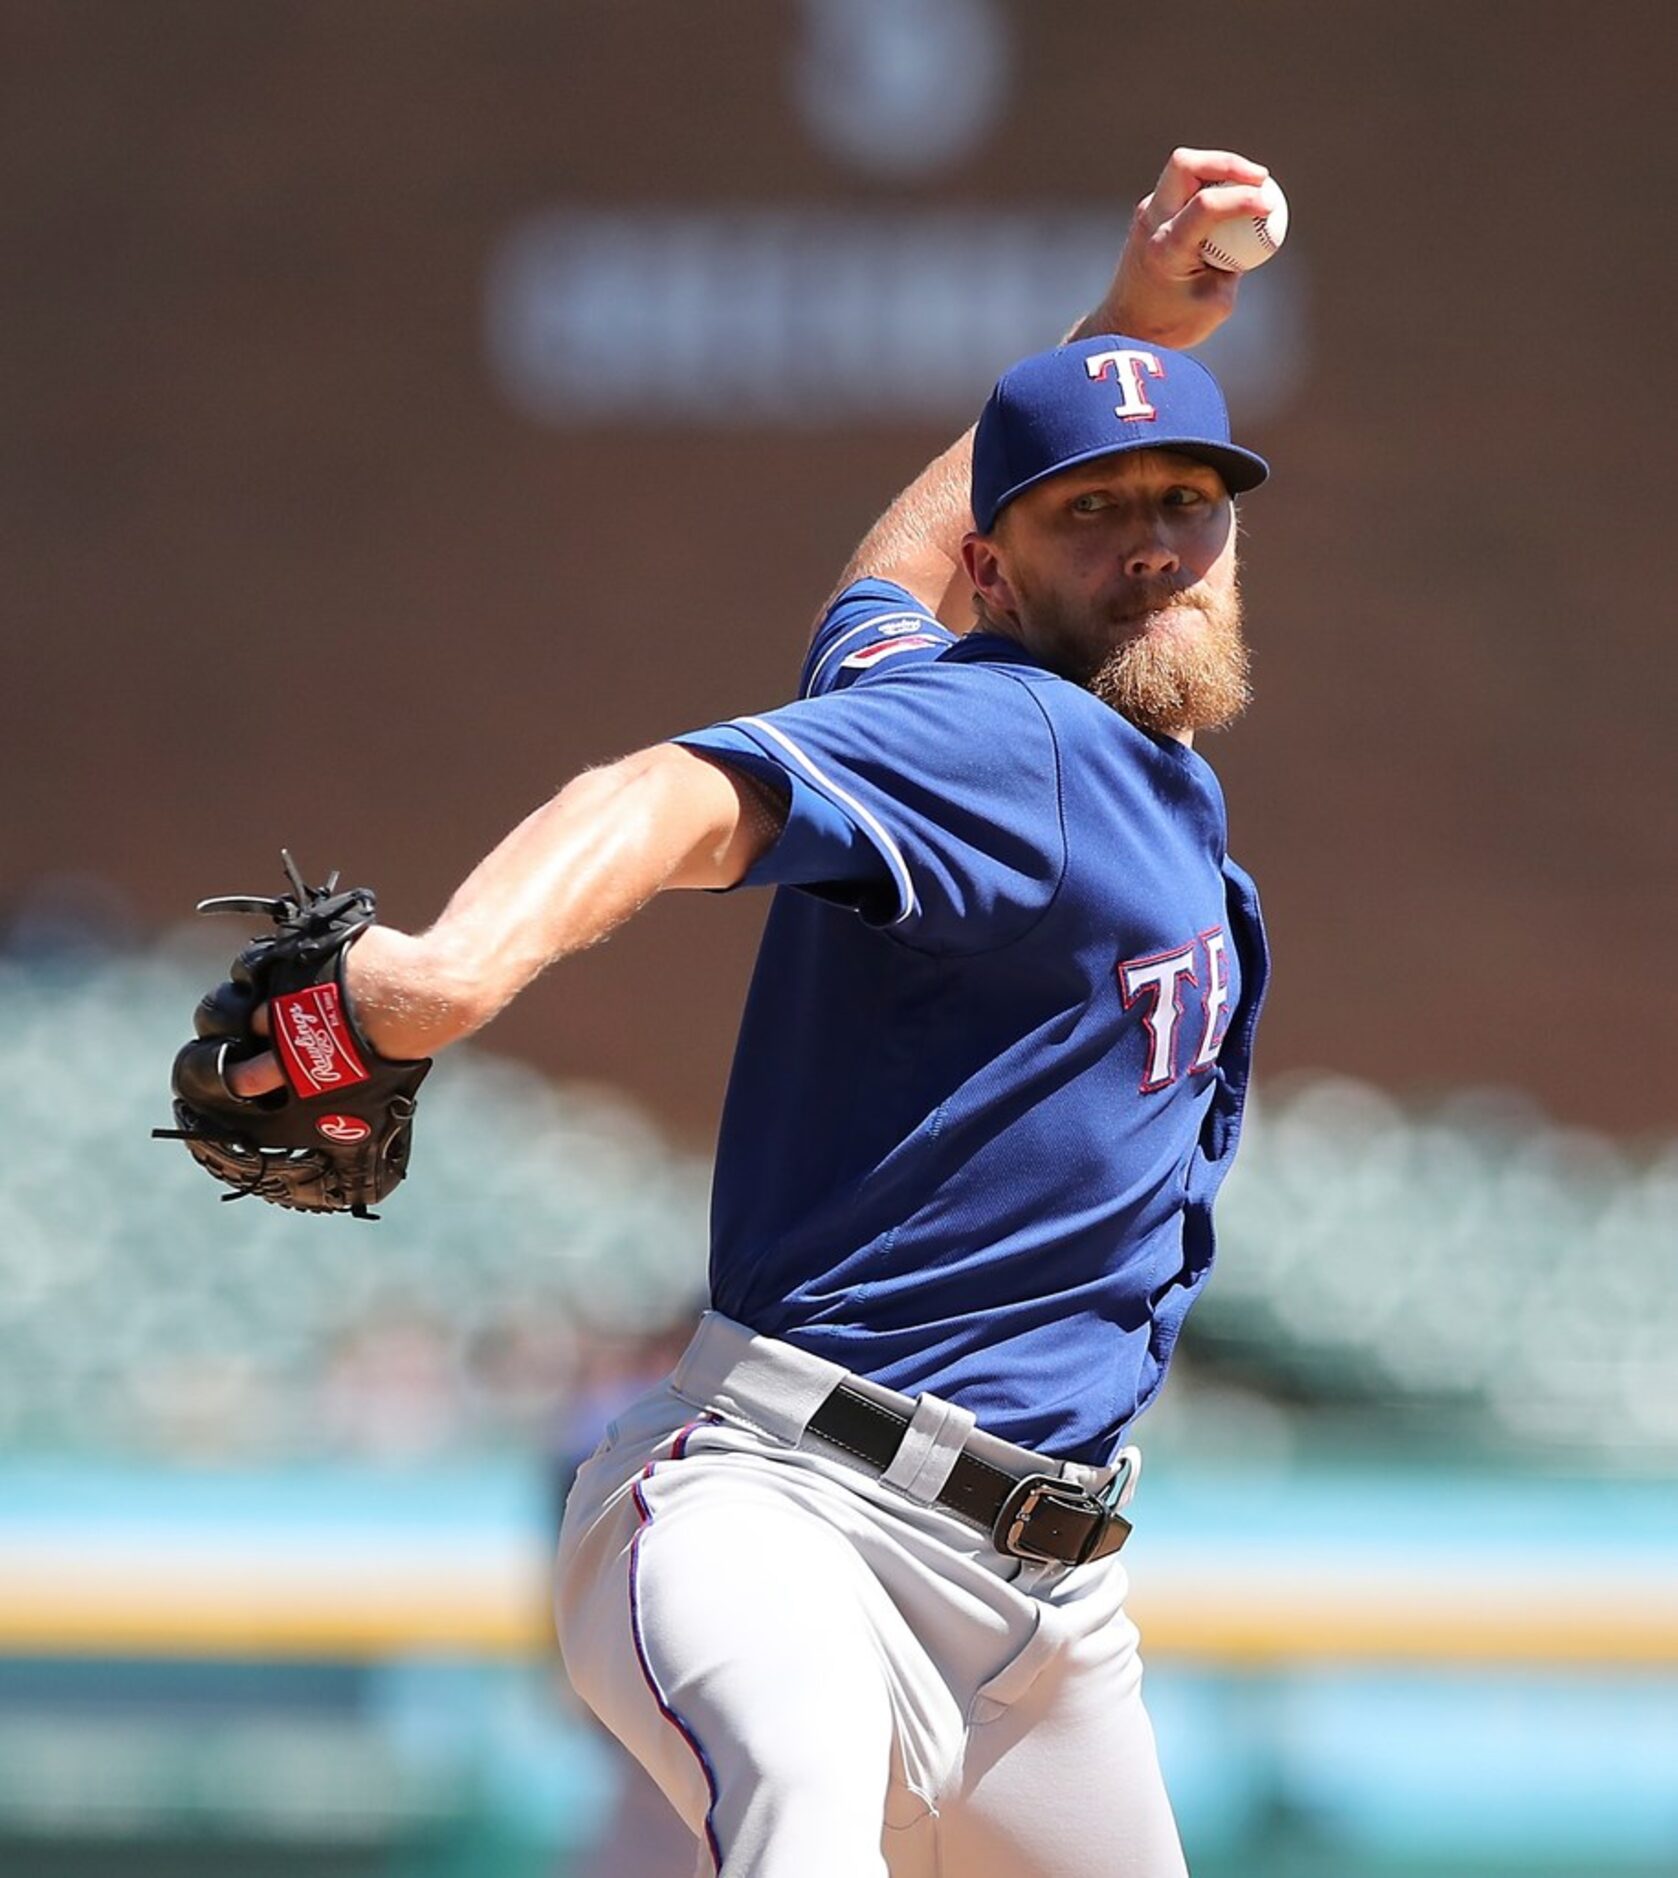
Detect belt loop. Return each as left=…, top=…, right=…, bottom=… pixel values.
left=671, top=1313, right=846, bottom=1447
left=1102, top=1445, right=1143, bottom=1513
left=879, top=1394, right=976, bottom=1504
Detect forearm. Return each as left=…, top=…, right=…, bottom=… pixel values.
left=830, top=428, right=974, bottom=609
left=350, top=746, right=770, bottom=1059
left=224, top=745, right=779, bottom=1099
left=429, top=759, right=697, bottom=1017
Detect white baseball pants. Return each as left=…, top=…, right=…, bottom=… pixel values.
left=555, top=1314, right=1187, bottom=1878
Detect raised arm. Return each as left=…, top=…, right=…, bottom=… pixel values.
left=828, top=147, right=1275, bottom=624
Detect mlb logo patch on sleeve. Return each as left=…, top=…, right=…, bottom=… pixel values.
left=842, top=633, right=943, bottom=670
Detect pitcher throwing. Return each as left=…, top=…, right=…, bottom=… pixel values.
left=214, top=147, right=1283, bottom=1875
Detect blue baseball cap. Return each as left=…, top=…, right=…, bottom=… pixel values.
left=970, top=334, right=1269, bottom=533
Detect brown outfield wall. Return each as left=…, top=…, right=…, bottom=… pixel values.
left=4, top=0, right=1674, bottom=1142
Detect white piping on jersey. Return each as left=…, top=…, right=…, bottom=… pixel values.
left=736, top=715, right=917, bottom=926
left=804, top=613, right=945, bottom=698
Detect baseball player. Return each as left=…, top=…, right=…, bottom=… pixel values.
left=222, top=147, right=1277, bottom=1876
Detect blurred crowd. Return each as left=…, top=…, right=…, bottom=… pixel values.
left=0, top=901, right=1672, bottom=1475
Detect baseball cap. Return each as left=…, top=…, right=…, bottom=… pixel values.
left=970, top=334, right=1269, bottom=533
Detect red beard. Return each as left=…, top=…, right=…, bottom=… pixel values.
left=1084, top=586, right=1251, bottom=737
left=1015, top=577, right=1252, bottom=738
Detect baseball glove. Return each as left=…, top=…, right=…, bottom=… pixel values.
left=155, top=852, right=431, bottom=1219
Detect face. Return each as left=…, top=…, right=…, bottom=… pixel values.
left=962, top=449, right=1250, bottom=740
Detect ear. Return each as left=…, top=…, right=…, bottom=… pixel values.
left=960, top=531, right=1020, bottom=626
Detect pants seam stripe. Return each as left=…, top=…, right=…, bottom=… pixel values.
left=628, top=1422, right=724, bottom=1873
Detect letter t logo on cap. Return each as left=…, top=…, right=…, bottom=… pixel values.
left=1085, top=349, right=1163, bottom=422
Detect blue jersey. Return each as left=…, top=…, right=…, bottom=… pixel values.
left=675, top=579, right=1269, bottom=1466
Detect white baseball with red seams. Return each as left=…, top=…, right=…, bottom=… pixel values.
left=1198, top=176, right=1289, bottom=273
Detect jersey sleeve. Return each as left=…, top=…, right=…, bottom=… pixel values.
left=675, top=618, right=1066, bottom=954
left=797, top=578, right=959, bottom=700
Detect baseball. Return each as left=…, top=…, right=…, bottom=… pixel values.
left=1198, top=176, right=1289, bottom=273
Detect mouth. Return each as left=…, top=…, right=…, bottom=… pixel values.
left=1110, top=597, right=1205, bottom=635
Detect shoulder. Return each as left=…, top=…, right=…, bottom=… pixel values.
left=801, top=578, right=958, bottom=699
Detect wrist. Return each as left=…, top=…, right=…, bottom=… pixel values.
left=345, top=926, right=487, bottom=1061
left=1080, top=218, right=1237, bottom=353
left=1081, top=284, right=1187, bottom=352
left=1084, top=292, right=1225, bottom=354
left=410, top=929, right=498, bottom=1052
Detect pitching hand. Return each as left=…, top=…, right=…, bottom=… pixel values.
left=1100, top=148, right=1276, bottom=350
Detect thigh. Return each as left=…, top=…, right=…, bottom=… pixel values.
left=557, top=1425, right=906, bottom=1877
left=941, top=1566, right=1188, bottom=1878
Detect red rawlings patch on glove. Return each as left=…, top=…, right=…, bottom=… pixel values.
left=270, top=984, right=371, bottom=1098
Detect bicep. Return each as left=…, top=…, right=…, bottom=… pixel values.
left=659, top=745, right=789, bottom=892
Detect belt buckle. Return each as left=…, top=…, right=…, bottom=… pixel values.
left=993, top=1472, right=1117, bottom=1567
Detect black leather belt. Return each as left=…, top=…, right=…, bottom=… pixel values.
left=806, top=1380, right=1131, bottom=1567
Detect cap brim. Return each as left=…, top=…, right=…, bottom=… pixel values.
left=981, top=437, right=1270, bottom=532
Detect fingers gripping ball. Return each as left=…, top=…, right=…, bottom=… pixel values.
left=155, top=852, right=431, bottom=1219
left=1199, top=177, right=1289, bottom=273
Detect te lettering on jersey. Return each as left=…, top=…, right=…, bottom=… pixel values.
left=1117, top=927, right=1232, bottom=1092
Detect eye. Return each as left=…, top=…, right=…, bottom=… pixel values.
left=1163, top=484, right=1210, bottom=509
left=1070, top=491, right=1109, bottom=514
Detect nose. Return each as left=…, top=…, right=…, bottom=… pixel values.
left=1123, top=529, right=1179, bottom=580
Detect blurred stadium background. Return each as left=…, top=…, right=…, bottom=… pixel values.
left=4, top=3, right=1675, bottom=1874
